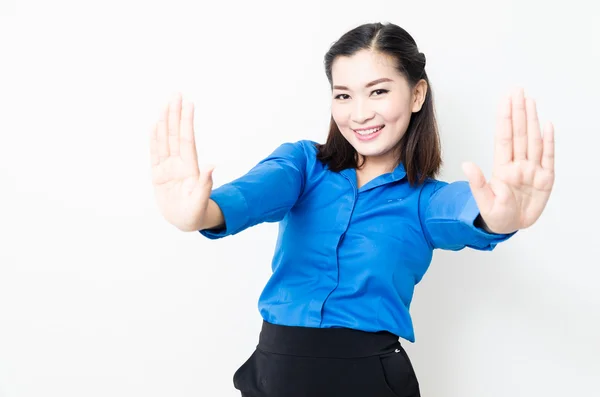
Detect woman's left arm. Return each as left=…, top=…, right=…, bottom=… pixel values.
left=420, top=88, right=555, bottom=250
left=462, top=87, right=555, bottom=235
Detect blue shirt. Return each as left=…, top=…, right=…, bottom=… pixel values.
left=200, top=140, right=515, bottom=342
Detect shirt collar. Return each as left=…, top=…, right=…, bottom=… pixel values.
left=339, top=162, right=408, bottom=192
left=391, top=162, right=407, bottom=181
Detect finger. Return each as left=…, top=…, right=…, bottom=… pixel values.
left=512, top=87, right=527, bottom=161
left=157, top=101, right=170, bottom=161
left=494, top=94, right=513, bottom=169
left=541, top=121, right=555, bottom=171
left=168, top=92, right=182, bottom=156
left=180, top=99, right=199, bottom=167
left=526, top=98, right=543, bottom=164
left=150, top=123, right=159, bottom=166
left=193, top=165, right=215, bottom=203
left=198, top=165, right=215, bottom=187
left=462, top=162, right=495, bottom=215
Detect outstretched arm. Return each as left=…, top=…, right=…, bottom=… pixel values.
left=420, top=88, right=554, bottom=251
left=199, top=141, right=308, bottom=239
left=462, top=87, right=555, bottom=234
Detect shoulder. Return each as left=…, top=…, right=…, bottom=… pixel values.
left=288, top=139, right=320, bottom=155
left=418, top=177, right=443, bottom=191
left=418, top=177, right=472, bottom=203
left=269, top=139, right=321, bottom=165
left=270, top=139, right=318, bottom=152
left=417, top=177, right=445, bottom=203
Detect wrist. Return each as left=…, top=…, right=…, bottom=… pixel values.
left=475, top=214, right=497, bottom=234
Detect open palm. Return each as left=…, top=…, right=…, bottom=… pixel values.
left=149, top=93, right=214, bottom=231
left=462, top=88, right=555, bottom=234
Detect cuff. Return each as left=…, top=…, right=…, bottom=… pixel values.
left=458, top=194, right=517, bottom=250
left=198, top=183, right=250, bottom=239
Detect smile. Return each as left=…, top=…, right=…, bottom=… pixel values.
left=353, top=125, right=384, bottom=135
left=353, top=125, right=385, bottom=141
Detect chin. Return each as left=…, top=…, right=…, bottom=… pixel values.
left=340, top=129, right=402, bottom=159
left=353, top=144, right=392, bottom=159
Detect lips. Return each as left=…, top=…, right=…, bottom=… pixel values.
left=352, top=125, right=385, bottom=134
left=353, top=125, right=385, bottom=141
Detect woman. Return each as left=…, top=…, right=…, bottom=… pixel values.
left=149, top=22, right=555, bottom=397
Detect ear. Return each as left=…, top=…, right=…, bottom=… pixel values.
left=411, top=79, right=428, bottom=113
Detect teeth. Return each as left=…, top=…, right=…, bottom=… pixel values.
left=356, top=126, right=382, bottom=135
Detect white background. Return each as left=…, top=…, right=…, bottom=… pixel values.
left=1, top=1, right=598, bottom=396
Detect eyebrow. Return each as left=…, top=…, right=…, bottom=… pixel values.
left=333, top=77, right=393, bottom=91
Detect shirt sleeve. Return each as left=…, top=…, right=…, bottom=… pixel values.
left=419, top=180, right=517, bottom=251
left=199, top=141, right=308, bottom=239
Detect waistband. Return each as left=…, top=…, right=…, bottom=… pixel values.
left=257, top=320, right=401, bottom=358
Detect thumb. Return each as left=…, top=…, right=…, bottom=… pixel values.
left=198, top=164, right=215, bottom=187
left=462, top=161, right=494, bottom=214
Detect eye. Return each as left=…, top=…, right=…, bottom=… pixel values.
left=334, top=94, right=350, bottom=100
left=372, top=89, right=389, bottom=96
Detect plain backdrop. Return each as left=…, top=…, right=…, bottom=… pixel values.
left=1, top=1, right=598, bottom=396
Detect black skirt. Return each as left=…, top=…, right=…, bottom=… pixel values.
left=233, top=320, right=421, bottom=397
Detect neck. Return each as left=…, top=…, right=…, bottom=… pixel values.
left=357, top=152, right=399, bottom=175
left=354, top=152, right=400, bottom=189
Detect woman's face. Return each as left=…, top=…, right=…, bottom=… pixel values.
left=330, top=49, right=426, bottom=168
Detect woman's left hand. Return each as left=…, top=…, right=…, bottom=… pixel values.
left=462, top=88, right=555, bottom=234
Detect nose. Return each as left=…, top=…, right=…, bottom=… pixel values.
left=351, top=99, right=375, bottom=124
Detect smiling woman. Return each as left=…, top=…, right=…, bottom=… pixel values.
left=323, top=51, right=434, bottom=187
left=149, top=21, right=555, bottom=397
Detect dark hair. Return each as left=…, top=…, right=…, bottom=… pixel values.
left=316, top=22, right=442, bottom=186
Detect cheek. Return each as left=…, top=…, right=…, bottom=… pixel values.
left=331, top=105, right=349, bottom=128
left=378, top=100, right=408, bottom=123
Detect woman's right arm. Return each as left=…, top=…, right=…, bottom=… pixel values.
left=198, top=199, right=225, bottom=231
left=198, top=141, right=307, bottom=239
left=150, top=93, right=306, bottom=235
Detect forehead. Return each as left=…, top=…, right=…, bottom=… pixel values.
left=331, top=49, right=400, bottom=85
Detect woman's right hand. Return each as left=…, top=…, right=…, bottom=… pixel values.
left=150, top=93, right=215, bottom=231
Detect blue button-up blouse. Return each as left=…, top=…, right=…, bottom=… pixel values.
left=200, top=140, right=515, bottom=342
